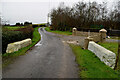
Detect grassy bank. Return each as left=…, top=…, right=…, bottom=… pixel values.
left=2, top=27, right=41, bottom=68
left=69, top=44, right=118, bottom=78
left=45, top=27, right=72, bottom=35
left=98, top=42, right=118, bottom=55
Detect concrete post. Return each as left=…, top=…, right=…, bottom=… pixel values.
left=99, top=29, right=107, bottom=42
left=72, top=27, right=77, bottom=36
left=84, top=37, right=93, bottom=49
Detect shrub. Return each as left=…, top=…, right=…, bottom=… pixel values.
left=32, top=24, right=39, bottom=28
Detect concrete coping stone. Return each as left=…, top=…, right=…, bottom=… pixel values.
left=99, top=29, right=107, bottom=33
left=6, top=38, right=32, bottom=53
left=88, top=41, right=116, bottom=69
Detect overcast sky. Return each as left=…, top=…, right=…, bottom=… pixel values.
left=1, top=0, right=118, bottom=25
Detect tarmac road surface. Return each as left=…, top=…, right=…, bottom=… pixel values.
left=3, top=27, right=78, bottom=78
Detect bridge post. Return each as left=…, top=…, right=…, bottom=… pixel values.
left=72, top=27, right=77, bottom=36
left=99, top=29, right=107, bottom=42
left=84, top=37, right=93, bottom=49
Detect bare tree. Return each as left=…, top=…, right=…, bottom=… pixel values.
left=50, top=1, right=118, bottom=31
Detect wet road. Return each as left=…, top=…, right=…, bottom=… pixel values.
left=3, top=27, right=78, bottom=78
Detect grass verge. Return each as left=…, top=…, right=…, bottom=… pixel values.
left=2, top=27, right=41, bottom=68
left=45, top=27, right=72, bottom=35
left=69, top=44, right=118, bottom=78
left=98, top=42, right=118, bottom=55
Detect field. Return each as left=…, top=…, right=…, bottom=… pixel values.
left=3, top=26, right=25, bottom=30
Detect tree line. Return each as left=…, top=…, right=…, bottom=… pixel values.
left=50, top=1, right=119, bottom=31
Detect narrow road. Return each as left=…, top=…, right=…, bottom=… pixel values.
left=3, top=27, right=78, bottom=78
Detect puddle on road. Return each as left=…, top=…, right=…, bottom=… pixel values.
left=62, top=40, right=79, bottom=45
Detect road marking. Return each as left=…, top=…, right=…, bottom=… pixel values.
left=35, top=28, right=43, bottom=47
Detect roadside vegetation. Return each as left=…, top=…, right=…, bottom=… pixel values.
left=45, top=27, right=72, bottom=35
left=2, top=27, right=41, bottom=68
left=69, top=44, right=118, bottom=78
left=98, top=42, right=118, bottom=55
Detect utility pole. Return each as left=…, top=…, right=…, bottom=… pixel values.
left=47, top=13, right=50, bottom=27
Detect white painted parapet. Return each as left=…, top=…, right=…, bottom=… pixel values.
left=6, top=38, right=32, bottom=53
left=88, top=41, right=116, bottom=69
